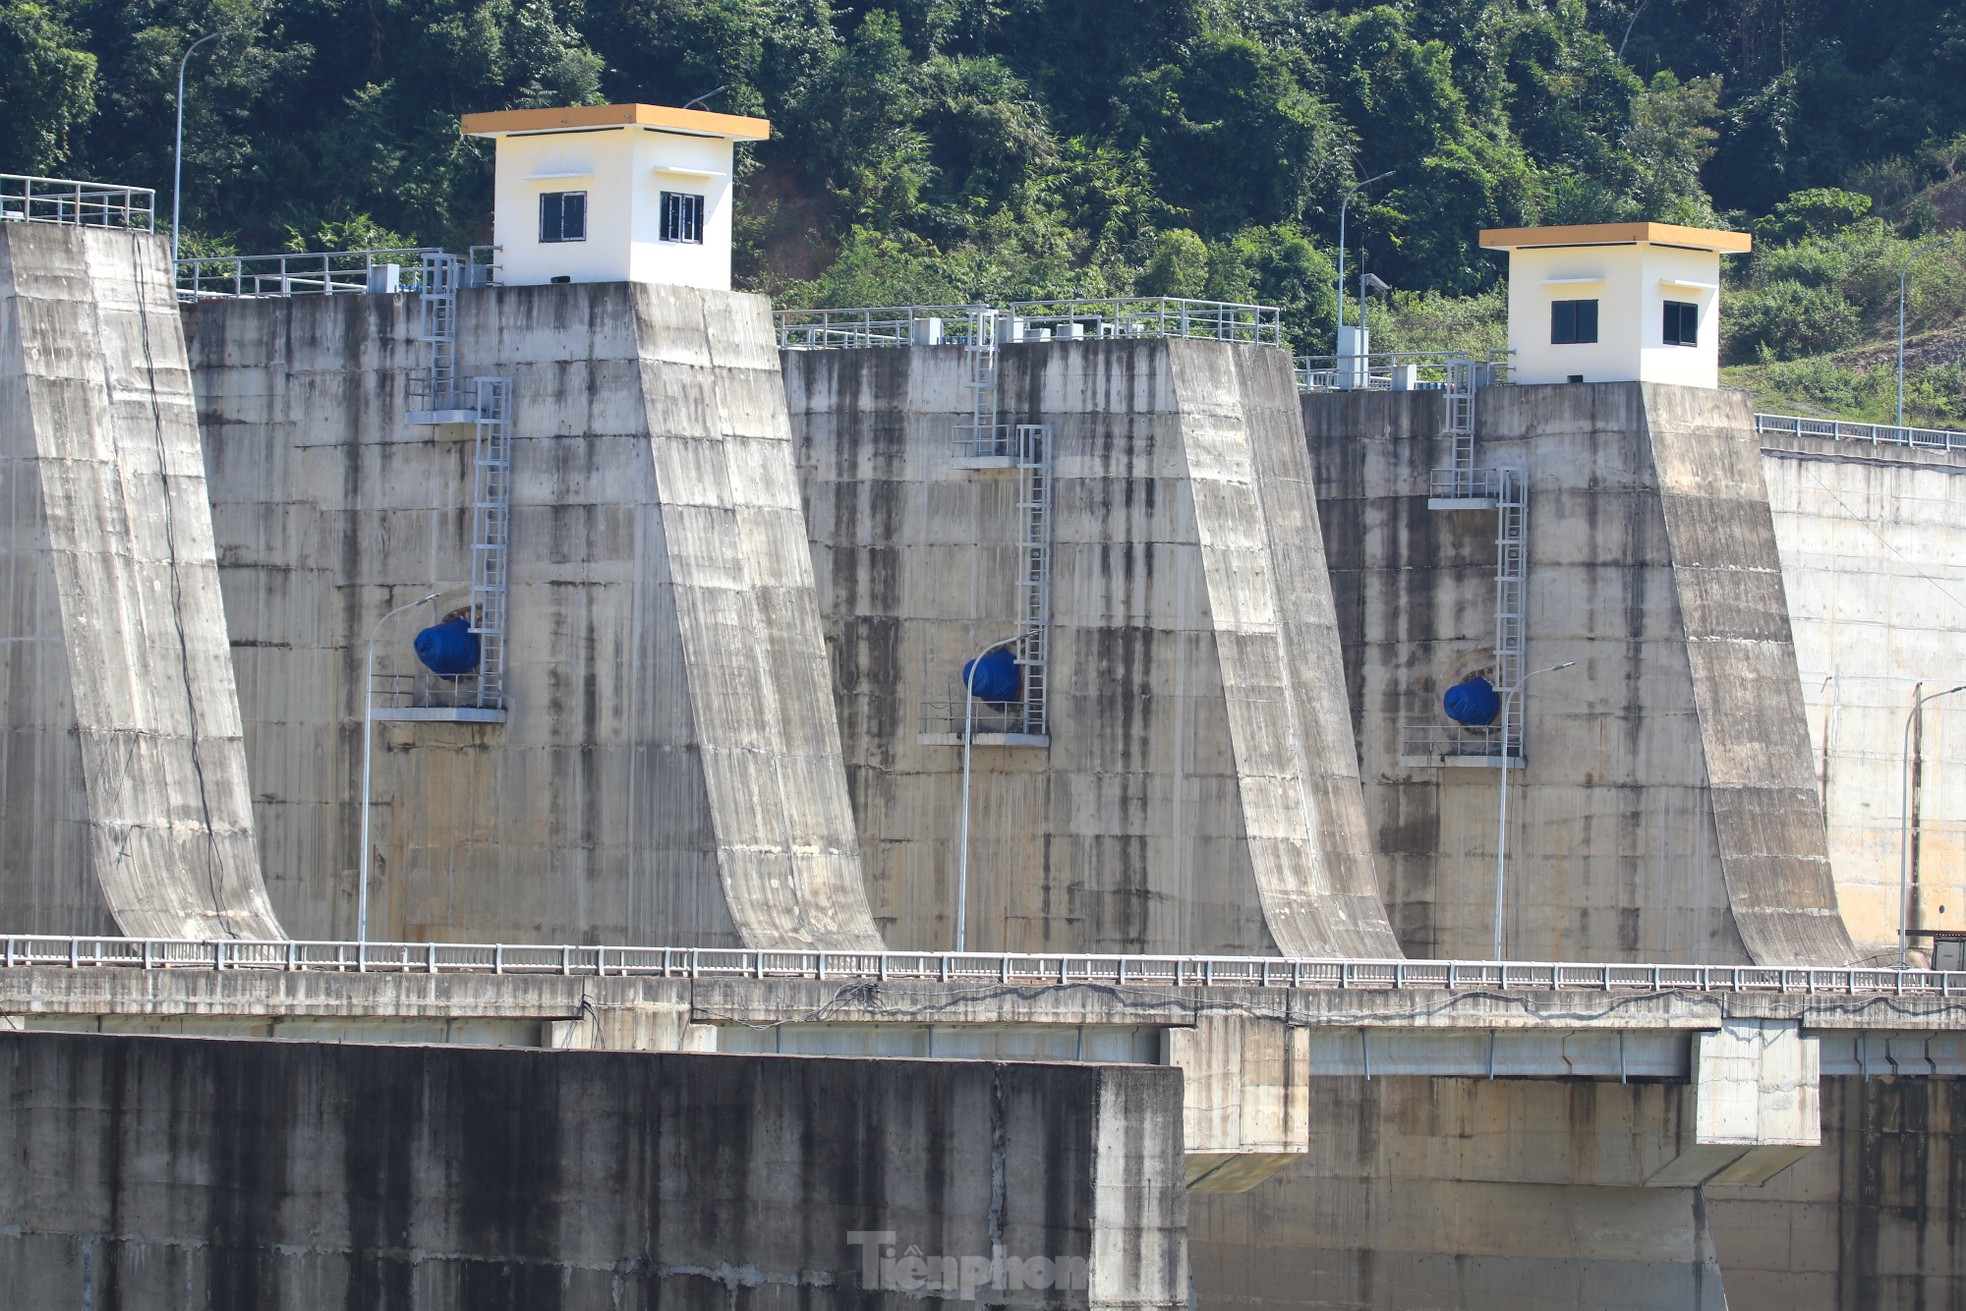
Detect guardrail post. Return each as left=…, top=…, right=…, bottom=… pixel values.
left=428, top=942, right=439, bottom=974
left=493, top=944, right=503, bottom=974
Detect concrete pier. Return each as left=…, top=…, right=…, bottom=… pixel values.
left=1762, top=429, right=1966, bottom=961
left=184, top=283, right=881, bottom=949
left=1307, top=382, right=1854, bottom=965
left=0, top=223, right=278, bottom=939
left=786, top=339, right=1398, bottom=957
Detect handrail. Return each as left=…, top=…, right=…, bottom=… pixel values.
left=1297, top=348, right=1511, bottom=393
left=0, top=934, right=1958, bottom=996
left=175, top=247, right=441, bottom=301
left=1754, top=411, right=1966, bottom=455
left=776, top=298, right=1285, bottom=349
left=0, top=173, right=155, bottom=232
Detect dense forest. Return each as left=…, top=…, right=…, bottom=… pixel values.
left=9, top=0, right=1966, bottom=419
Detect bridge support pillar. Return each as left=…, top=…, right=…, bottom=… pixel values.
left=1649, top=1017, right=1820, bottom=1186
left=1165, top=1015, right=1310, bottom=1192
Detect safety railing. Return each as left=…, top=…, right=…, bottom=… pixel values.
left=0, top=174, right=155, bottom=231
left=776, top=305, right=979, bottom=349
left=4, top=934, right=1965, bottom=997
left=1297, top=349, right=1509, bottom=393
left=1398, top=721, right=1513, bottom=766
left=175, top=247, right=441, bottom=301
left=1754, top=412, right=1966, bottom=455
left=777, top=299, right=1285, bottom=350
left=1005, top=297, right=1282, bottom=346
left=1427, top=465, right=1512, bottom=502
left=369, top=669, right=497, bottom=713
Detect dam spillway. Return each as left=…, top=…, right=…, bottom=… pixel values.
left=1, top=204, right=1965, bottom=1305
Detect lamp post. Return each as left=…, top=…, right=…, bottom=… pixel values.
left=955, top=630, right=1033, bottom=953
left=1898, top=236, right=1956, bottom=428
left=1334, top=169, right=1395, bottom=350
left=358, top=591, right=440, bottom=943
left=1493, top=660, right=1576, bottom=961
left=1900, top=681, right=1966, bottom=968
left=1359, top=270, right=1391, bottom=340
left=172, top=25, right=237, bottom=266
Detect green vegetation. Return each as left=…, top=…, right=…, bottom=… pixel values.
left=7, top=0, right=1966, bottom=415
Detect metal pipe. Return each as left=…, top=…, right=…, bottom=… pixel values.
left=172, top=26, right=235, bottom=266
left=358, top=592, right=440, bottom=943
left=1901, top=682, right=1966, bottom=967
left=956, top=630, right=1032, bottom=952
left=1494, top=661, right=1576, bottom=961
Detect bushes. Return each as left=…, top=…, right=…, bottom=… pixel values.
left=1722, top=281, right=1864, bottom=363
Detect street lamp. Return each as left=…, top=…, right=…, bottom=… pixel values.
left=1335, top=169, right=1395, bottom=351
left=1493, top=660, right=1577, bottom=961
left=1898, top=236, right=1956, bottom=428
left=1359, top=271, right=1391, bottom=338
left=954, top=629, right=1034, bottom=953
left=172, top=24, right=239, bottom=266
left=1900, top=681, right=1966, bottom=968
left=357, top=591, right=441, bottom=943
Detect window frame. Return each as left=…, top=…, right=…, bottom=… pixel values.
left=538, top=190, right=587, bottom=244
left=1550, top=298, right=1599, bottom=346
left=659, top=190, right=706, bottom=245
left=1663, top=299, right=1699, bottom=347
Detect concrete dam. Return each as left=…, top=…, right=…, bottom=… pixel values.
left=6, top=172, right=1966, bottom=1309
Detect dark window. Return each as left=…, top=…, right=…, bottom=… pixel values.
left=660, top=191, right=705, bottom=244
left=1663, top=300, right=1699, bottom=347
left=1550, top=299, right=1599, bottom=345
left=539, top=191, right=586, bottom=243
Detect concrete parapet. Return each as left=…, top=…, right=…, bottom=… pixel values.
left=183, top=283, right=880, bottom=949
left=785, top=339, right=1398, bottom=957
left=1306, top=381, right=1854, bottom=964
left=0, top=1029, right=1188, bottom=1309
left=0, top=223, right=279, bottom=939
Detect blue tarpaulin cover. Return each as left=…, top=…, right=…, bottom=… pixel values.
left=961, top=647, right=1021, bottom=703
left=415, top=616, right=481, bottom=677
left=1444, top=676, right=1500, bottom=726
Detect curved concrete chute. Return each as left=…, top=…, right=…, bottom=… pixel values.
left=0, top=223, right=281, bottom=939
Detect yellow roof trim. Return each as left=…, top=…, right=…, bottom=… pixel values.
left=1479, top=222, right=1751, bottom=254
left=461, top=103, right=770, bottom=142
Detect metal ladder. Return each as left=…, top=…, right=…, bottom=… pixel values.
left=469, top=375, right=513, bottom=709
left=958, top=307, right=1006, bottom=459
left=1491, top=469, right=1527, bottom=761
left=1014, top=422, right=1053, bottom=735
left=417, top=252, right=463, bottom=413
left=400, top=251, right=511, bottom=716
left=1402, top=357, right=1527, bottom=767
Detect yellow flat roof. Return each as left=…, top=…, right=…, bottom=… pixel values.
left=461, top=103, right=770, bottom=142
left=1479, top=222, right=1751, bottom=254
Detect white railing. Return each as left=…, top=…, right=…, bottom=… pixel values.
left=1006, top=297, right=1282, bottom=346
left=1754, top=412, right=1966, bottom=454
left=1297, top=350, right=1509, bottom=394
left=175, top=247, right=441, bottom=301
left=2, top=935, right=1963, bottom=996
left=1399, top=721, right=1513, bottom=765
left=0, top=174, right=155, bottom=231
left=777, top=305, right=979, bottom=349
left=777, top=299, right=1284, bottom=350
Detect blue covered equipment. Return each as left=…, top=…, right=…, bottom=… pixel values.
left=961, top=646, right=1022, bottom=703
left=1443, top=676, right=1499, bottom=726
left=414, top=615, right=481, bottom=677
